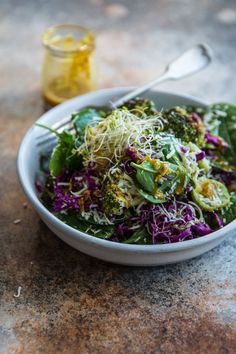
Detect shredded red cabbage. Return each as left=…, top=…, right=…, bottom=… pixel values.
left=212, top=168, right=235, bottom=188
left=211, top=211, right=224, bottom=228
left=52, top=166, right=101, bottom=212
left=180, top=146, right=189, bottom=153
left=191, top=223, right=212, bottom=236
left=123, top=160, right=135, bottom=175
left=115, top=198, right=212, bottom=244
left=205, top=132, right=227, bottom=149
left=196, top=151, right=205, bottom=161
left=126, top=147, right=142, bottom=162
left=192, top=112, right=202, bottom=123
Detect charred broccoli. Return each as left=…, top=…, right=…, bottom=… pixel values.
left=162, top=106, right=206, bottom=147
left=123, top=98, right=157, bottom=116
left=102, top=179, right=127, bottom=216
left=101, top=171, right=141, bottom=217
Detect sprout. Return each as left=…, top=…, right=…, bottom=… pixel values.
left=76, top=109, right=163, bottom=168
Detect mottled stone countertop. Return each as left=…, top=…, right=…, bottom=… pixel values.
left=0, top=1, right=236, bottom=353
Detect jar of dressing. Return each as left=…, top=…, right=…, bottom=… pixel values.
left=42, top=24, right=96, bottom=106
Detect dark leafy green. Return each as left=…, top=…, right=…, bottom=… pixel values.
left=40, top=175, right=54, bottom=209
left=37, top=123, right=83, bottom=176
left=205, top=103, right=236, bottom=171
left=138, top=188, right=165, bottom=204
left=56, top=211, right=115, bottom=239
left=49, top=131, right=83, bottom=176
left=72, top=108, right=103, bottom=140
left=123, top=228, right=152, bottom=244
left=38, top=108, right=104, bottom=177
left=131, top=160, right=185, bottom=200
left=131, top=161, right=157, bottom=194
left=221, top=193, right=236, bottom=224
left=131, top=161, right=166, bottom=203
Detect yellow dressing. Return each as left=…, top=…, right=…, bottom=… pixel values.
left=154, top=190, right=164, bottom=199
left=199, top=180, right=215, bottom=199
left=42, top=25, right=96, bottom=106
left=175, top=185, right=184, bottom=195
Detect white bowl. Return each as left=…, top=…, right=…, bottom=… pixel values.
left=17, top=88, right=236, bottom=266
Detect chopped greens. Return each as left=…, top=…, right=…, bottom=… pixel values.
left=36, top=97, right=236, bottom=244
left=204, top=103, right=236, bottom=172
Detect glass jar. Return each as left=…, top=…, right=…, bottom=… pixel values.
left=42, top=24, right=96, bottom=106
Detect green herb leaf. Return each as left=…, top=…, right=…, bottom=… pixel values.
left=123, top=98, right=157, bottom=116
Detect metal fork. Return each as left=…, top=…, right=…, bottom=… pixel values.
left=37, top=43, right=213, bottom=147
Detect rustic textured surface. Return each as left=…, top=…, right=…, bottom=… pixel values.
left=0, top=1, right=236, bottom=353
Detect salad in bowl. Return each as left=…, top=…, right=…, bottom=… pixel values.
left=36, top=97, right=236, bottom=245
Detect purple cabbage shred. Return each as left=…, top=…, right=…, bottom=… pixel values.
left=115, top=198, right=212, bottom=244
left=196, top=151, right=205, bottom=161
left=212, top=168, right=235, bottom=188
left=180, top=146, right=189, bottom=154
left=205, top=132, right=227, bottom=149
left=211, top=211, right=224, bottom=228
left=192, top=112, right=202, bottom=123
left=126, top=147, right=142, bottom=162
left=52, top=166, right=101, bottom=212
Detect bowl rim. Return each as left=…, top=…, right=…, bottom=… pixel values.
left=17, top=87, right=236, bottom=253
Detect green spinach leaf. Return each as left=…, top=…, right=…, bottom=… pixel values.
left=131, top=160, right=181, bottom=200
left=56, top=211, right=115, bottom=239
left=124, top=228, right=152, bottom=244
left=131, top=161, right=157, bottom=193
left=138, top=188, right=166, bottom=204
left=37, top=123, right=83, bottom=176
left=72, top=108, right=103, bottom=139
left=40, top=175, right=54, bottom=209
left=49, top=130, right=83, bottom=176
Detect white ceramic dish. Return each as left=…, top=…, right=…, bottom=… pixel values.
left=17, top=88, right=236, bottom=266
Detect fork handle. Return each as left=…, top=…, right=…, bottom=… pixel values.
left=109, top=71, right=170, bottom=109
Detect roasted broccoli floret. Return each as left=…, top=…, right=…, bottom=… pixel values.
left=102, top=180, right=126, bottom=216
left=124, top=98, right=157, bottom=116
left=102, top=172, right=141, bottom=217
left=162, top=106, right=206, bottom=147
